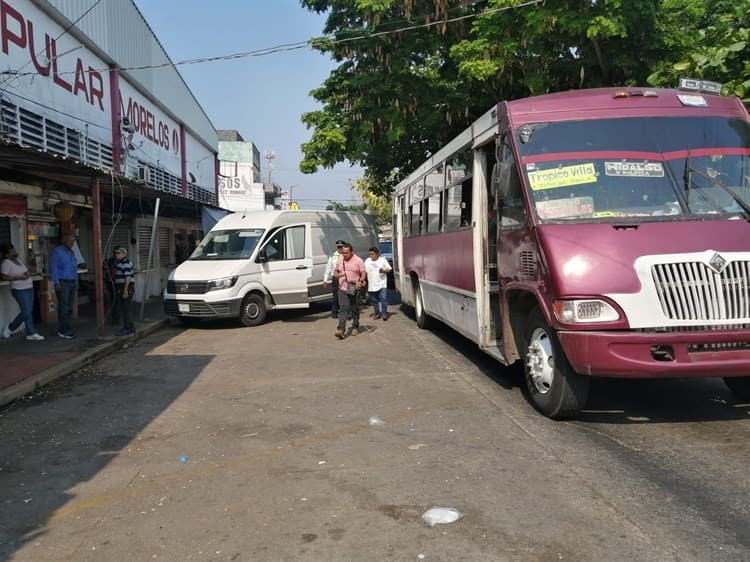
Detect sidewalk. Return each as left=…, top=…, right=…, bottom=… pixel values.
left=0, top=298, right=169, bottom=407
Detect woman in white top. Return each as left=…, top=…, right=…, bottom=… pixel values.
left=1, top=244, right=44, bottom=341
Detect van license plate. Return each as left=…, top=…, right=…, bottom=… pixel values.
left=178, top=303, right=190, bottom=313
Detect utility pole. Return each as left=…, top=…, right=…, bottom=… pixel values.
left=263, top=150, right=276, bottom=185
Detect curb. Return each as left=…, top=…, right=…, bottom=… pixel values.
left=0, top=319, right=170, bottom=409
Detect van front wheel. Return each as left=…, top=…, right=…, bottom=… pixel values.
left=522, top=308, right=589, bottom=419
left=240, top=294, right=267, bottom=326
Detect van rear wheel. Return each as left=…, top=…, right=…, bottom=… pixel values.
left=240, top=294, right=267, bottom=326
left=522, top=307, right=589, bottom=419
left=723, top=376, right=750, bottom=401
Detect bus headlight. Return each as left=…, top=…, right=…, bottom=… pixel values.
left=206, top=276, right=238, bottom=291
left=553, top=299, right=620, bottom=323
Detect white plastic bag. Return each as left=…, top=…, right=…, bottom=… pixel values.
left=421, top=507, right=463, bottom=527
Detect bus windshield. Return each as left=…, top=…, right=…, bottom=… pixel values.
left=516, top=116, right=750, bottom=222
left=189, top=229, right=264, bottom=260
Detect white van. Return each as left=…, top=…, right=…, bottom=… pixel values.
left=164, top=210, right=378, bottom=325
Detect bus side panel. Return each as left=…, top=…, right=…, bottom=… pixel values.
left=402, top=230, right=476, bottom=292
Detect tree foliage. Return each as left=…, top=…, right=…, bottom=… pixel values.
left=301, top=0, right=750, bottom=194
left=647, top=0, right=750, bottom=101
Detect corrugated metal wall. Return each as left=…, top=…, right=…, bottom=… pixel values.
left=39, top=0, right=217, bottom=151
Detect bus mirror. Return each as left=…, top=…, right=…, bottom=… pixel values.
left=492, top=162, right=513, bottom=206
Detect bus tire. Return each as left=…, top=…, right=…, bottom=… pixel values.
left=522, top=307, right=589, bottom=419
left=723, top=376, right=750, bottom=401
left=240, top=294, right=267, bottom=327
left=414, top=280, right=430, bottom=330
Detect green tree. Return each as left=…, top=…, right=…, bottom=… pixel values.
left=647, top=0, right=750, bottom=102
left=301, top=1, right=485, bottom=196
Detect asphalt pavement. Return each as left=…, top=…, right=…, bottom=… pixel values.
left=0, top=299, right=748, bottom=561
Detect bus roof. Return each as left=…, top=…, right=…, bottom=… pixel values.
left=504, top=87, right=749, bottom=126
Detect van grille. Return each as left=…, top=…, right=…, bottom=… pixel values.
left=167, top=281, right=208, bottom=294
left=652, top=261, right=750, bottom=321
left=164, top=300, right=230, bottom=316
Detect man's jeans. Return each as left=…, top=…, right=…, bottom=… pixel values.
left=369, top=288, right=388, bottom=317
left=56, top=280, right=77, bottom=336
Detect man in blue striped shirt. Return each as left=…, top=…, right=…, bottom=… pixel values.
left=49, top=233, right=79, bottom=338
left=113, top=246, right=135, bottom=336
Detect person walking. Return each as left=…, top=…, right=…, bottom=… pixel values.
left=1, top=244, right=44, bottom=341
left=112, top=246, right=135, bottom=336
left=49, top=232, right=79, bottom=338
left=333, top=242, right=366, bottom=339
left=322, top=239, right=346, bottom=318
left=364, top=246, right=392, bottom=320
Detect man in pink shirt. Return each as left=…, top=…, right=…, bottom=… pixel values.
left=333, top=242, right=367, bottom=339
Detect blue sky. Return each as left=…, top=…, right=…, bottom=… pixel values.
left=133, top=0, right=362, bottom=209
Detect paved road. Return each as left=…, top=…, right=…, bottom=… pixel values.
left=1, top=305, right=748, bottom=561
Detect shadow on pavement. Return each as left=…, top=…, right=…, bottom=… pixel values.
left=0, top=328, right=212, bottom=561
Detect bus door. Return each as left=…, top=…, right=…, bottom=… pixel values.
left=494, top=135, right=531, bottom=351
left=256, top=223, right=313, bottom=307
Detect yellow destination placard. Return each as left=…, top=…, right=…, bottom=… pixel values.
left=528, top=163, right=597, bottom=191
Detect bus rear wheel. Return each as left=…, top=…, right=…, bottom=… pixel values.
left=240, top=294, right=267, bottom=327
left=522, top=308, right=589, bottom=419
left=723, top=376, right=750, bottom=401
left=414, top=280, right=430, bottom=329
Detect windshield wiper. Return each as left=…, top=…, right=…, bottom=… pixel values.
left=684, top=154, right=750, bottom=220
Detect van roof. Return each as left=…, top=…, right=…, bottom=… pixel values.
left=212, top=210, right=375, bottom=231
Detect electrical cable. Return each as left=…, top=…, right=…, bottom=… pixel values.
left=4, top=0, right=543, bottom=78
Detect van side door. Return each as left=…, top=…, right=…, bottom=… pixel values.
left=256, top=223, right=313, bottom=307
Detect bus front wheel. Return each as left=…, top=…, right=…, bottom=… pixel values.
left=414, top=280, right=430, bottom=329
left=723, top=376, right=750, bottom=401
left=240, top=294, right=268, bottom=327
left=522, top=308, right=589, bottom=419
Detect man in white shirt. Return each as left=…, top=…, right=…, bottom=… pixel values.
left=364, top=246, right=392, bottom=320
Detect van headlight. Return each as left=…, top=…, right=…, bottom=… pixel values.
left=206, top=276, right=238, bottom=291
left=553, top=299, right=620, bottom=323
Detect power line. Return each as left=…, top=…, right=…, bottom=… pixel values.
left=4, top=0, right=543, bottom=79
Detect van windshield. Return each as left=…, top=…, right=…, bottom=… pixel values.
left=189, top=229, right=264, bottom=260
left=516, top=116, right=750, bottom=222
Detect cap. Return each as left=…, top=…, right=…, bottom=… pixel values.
left=335, top=239, right=346, bottom=247
left=113, top=246, right=127, bottom=256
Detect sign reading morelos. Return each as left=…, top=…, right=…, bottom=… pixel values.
left=121, top=94, right=180, bottom=154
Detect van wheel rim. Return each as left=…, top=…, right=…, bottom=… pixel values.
left=527, top=328, right=554, bottom=394
left=245, top=303, right=259, bottom=319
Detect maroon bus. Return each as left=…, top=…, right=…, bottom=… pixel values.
left=393, top=80, right=750, bottom=418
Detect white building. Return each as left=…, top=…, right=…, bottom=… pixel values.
left=0, top=0, right=221, bottom=335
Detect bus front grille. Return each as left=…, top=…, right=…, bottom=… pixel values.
left=652, top=261, right=750, bottom=321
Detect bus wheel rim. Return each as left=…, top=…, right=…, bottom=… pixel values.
left=527, top=328, right=554, bottom=394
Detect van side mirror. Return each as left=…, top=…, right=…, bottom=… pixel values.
left=256, top=249, right=267, bottom=263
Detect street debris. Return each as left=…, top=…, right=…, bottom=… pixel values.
left=179, top=455, right=189, bottom=462
left=421, top=507, right=463, bottom=527
left=368, top=416, right=385, bottom=426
